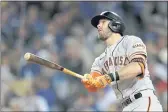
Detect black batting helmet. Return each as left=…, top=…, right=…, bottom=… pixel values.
left=91, top=11, right=125, bottom=35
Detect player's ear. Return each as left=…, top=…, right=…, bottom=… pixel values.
left=108, top=21, right=121, bottom=33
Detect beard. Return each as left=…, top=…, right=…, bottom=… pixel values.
left=98, top=29, right=112, bottom=41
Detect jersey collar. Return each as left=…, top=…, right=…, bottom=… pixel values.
left=107, top=36, right=124, bottom=49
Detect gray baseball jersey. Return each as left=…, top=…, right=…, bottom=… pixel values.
left=91, top=35, right=155, bottom=99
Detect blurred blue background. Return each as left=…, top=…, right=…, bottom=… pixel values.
left=1, top=1, right=167, bottom=111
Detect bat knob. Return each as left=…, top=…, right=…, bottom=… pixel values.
left=24, top=53, right=31, bottom=60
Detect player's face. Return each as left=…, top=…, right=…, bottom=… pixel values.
left=97, top=19, right=112, bottom=40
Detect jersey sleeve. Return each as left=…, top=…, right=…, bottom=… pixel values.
left=126, top=36, right=147, bottom=61
left=90, top=57, right=102, bottom=74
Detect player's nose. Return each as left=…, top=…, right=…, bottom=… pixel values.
left=97, top=25, right=102, bottom=32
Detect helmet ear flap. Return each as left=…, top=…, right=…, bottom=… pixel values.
left=108, top=21, right=122, bottom=33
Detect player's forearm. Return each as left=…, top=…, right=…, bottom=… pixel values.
left=91, top=62, right=142, bottom=89
left=107, top=62, right=142, bottom=82
left=90, top=62, right=143, bottom=89
left=117, top=62, right=142, bottom=81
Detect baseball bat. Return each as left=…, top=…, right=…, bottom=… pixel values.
left=24, top=52, right=84, bottom=79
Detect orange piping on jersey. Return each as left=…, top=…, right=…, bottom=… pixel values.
left=138, top=62, right=145, bottom=75
left=137, top=62, right=145, bottom=80
left=91, top=71, right=102, bottom=78
left=129, top=51, right=147, bottom=60
left=147, top=97, right=151, bottom=112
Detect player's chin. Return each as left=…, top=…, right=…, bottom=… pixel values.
left=98, top=35, right=106, bottom=41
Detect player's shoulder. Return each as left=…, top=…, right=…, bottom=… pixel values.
left=124, top=35, right=142, bottom=41
left=123, top=35, right=144, bottom=45
left=123, top=35, right=147, bottom=50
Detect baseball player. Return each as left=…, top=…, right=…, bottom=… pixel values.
left=81, top=11, right=163, bottom=111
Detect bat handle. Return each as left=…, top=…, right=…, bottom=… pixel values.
left=63, top=68, right=84, bottom=79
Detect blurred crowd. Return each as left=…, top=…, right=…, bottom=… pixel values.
left=1, top=1, right=167, bottom=111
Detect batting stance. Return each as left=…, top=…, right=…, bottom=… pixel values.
left=81, top=11, right=163, bottom=111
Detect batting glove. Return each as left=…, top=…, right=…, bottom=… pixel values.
left=93, top=75, right=112, bottom=88
left=81, top=74, right=98, bottom=92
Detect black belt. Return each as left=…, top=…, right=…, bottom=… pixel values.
left=122, top=92, right=142, bottom=107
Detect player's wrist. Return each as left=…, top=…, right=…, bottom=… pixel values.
left=108, top=71, right=120, bottom=82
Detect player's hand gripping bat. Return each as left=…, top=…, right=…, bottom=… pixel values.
left=24, top=53, right=84, bottom=79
